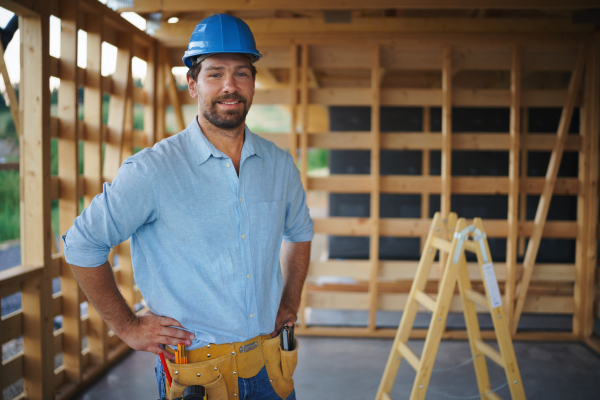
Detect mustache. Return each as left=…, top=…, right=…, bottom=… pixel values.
left=213, top=94, right=246, bottom=105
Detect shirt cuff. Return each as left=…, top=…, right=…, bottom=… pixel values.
left=62, top=233, right=110, bottom=268
left=283, top=228, right=314, bottom=243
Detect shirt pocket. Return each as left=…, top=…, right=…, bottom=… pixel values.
left=250, top=200, right=286, bottom=252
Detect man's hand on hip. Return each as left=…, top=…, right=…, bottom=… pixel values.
left=271, top=299, right=297, bottom=337
left=121, top=309, right=195, bottom=361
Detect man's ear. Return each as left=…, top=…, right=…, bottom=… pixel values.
left=187, top=75, right=198, bottom=98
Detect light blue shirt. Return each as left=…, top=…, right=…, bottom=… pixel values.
left=62, top=118, right=314, bottom=349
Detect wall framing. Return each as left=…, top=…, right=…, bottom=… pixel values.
left=0, top=1, right=598, bottom=398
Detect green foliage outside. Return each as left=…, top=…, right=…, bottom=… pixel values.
left=0, top=170, right=20, bottom=242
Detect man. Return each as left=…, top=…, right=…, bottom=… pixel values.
left=62, top=14, right=313, bottom=400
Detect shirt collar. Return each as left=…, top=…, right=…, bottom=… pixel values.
left=186, top=117, right=263, bottom=166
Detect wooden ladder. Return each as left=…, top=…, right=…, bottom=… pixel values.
left=375, top=212, right=526, bottom=400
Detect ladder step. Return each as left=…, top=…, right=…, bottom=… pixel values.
left=431, top=237, right=452, bottom=253
left=397, top=342, right=421, bottom=371
left=381, top=392, right=393, bottom=400
left=464, top=240, right=478, bottom=253
left=414, top=290, right=436, bottom=312
left=465, top=289, right=490, bottom=312
left=484, top=392, right=504, bottom=400
left=475, top=339, right=505, bottom=369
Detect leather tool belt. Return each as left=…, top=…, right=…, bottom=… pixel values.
left=164, top=332, right=298, bottom=400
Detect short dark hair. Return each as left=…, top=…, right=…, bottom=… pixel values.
left=186, top=55, right=257, bottom=82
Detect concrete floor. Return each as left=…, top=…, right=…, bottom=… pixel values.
left=74, top=336, right=600, bottom=400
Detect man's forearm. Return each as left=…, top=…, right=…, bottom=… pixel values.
left=70, top=261, right=194, bottom=358
left=280, top=241, right=311, bottom=311
left=70, top=261, right=136, bottom=336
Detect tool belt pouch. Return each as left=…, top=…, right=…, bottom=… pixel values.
left=164, top=355, right=234, bottom=400
left=262, top=336, right=299, bottom=399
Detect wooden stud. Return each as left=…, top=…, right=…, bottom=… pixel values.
left=573, top=46, right=592, bottom=337
left=20, top=5, right=55, bottom=398
left=582, top=39, right=599, bottom=337
left=518, top=109, right=529, bottom=257
left=289, top=44, right=298, bottom=163
left=512, top=46, right=588, bottom=333
left=299, top=44, right=309, bottom=188
left=439, top=45, right=452, bottom=278
left=144, top=41, right=158, bottom=146
left=103, top=33, right=132, bottom=182
left=165, top=58, right=185, bottom=132
left=296, top=44, right=309, bottom=326
left=420, top=107, right=430, bottom=253
left=58, top=0, right=82, bottom=383
left=156, top=45, right=167, bottom=142
left=505, top=44, right=521, bottom=321
left=368, top=45, right=381, bottom=331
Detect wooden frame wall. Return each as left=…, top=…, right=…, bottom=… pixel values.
left=196, top=37, right=597, bottom=341
left=0, top=0, right=169, bottom=398
left=0, top=1, right=599, bottom=398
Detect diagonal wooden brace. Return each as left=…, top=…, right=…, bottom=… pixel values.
left=511, top=45, right=588, bottom=334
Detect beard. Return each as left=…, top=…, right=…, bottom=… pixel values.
left=202, top=93, right=251, bottom=130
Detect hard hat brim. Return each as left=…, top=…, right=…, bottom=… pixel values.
left=183, top=50, right=262, bottom=68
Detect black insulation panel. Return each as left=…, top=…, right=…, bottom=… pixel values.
left=327, top=106, right=580, bottom=263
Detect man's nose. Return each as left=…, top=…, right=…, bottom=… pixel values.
left=222, top=73, right=237, bottom=93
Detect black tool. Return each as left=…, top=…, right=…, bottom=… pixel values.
left=281, top=325, right=295, bottom=351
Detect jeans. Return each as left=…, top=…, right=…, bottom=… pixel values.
left=155, top=356, right=296, bottom=400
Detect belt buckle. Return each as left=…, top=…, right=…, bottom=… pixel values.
left=239, top=341, right=258, bottom=353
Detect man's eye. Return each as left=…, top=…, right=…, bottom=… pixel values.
left=238, top=72, right=248, bottom=77
left=210, top=74, right=220, bottom=78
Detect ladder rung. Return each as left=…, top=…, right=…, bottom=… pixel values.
left=397, top=342, right=421, bottom=371
left=414, top=290, right=436, bottom=312
left=465, top=289, right=490, bottom=312
left=484, top=392, right=504, bottom=400
left=431, top=237, right=452, bottom=253
left=475, top=340, right=505, bottom=369
left=464, top=240, right=478, bottom=253
left=381, top=392, right=393, bottom=400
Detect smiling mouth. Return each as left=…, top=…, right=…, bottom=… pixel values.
left=218, top=101, right=242, bottom=105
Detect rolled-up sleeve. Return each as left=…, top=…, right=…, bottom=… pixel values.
left=282, top=155, right=314, bottom=243
left=62, top=152, right=158, bottom=267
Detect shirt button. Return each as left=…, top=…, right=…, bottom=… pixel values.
left=242, top=234, right=246, bottom=239
left=226, top=163, right=231, bottom=168
left=250, top=314, right=254, bottom=318
left=247, top=274, right=251, bottom=279
left=239, top=198, right=242, bottom=202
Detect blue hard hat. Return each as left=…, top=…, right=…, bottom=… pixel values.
left=182, top=14, right=262, bottom=68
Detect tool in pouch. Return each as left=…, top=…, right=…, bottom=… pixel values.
left=281, top=325, right=295, bottom=351
left=159, top=343, right=208, bottom=400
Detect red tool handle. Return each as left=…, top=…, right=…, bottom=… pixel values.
left=159, top=353, right=172, bottom=386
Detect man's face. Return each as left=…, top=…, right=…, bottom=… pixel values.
left=187, top=53, right=255, bottom=130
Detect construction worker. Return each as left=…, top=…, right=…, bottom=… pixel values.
left=62, top=14, right=313, bottom=400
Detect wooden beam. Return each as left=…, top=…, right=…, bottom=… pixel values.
left=57, top=0, right=83, bottom=384
left=136, top=0, right=600, bottom=13
left=505, top=44, right=520, bottom=322
left=289, top=45, right=298, bottom=163
left=421, top=107, right=431, bottom=253
left=368, top=45, right=381, bottom=331
left=296, top=44, right=309, bottom=327
left=20, top=4, right=56, bottom=398
left=582, top=42, right=600, bottom=338
left=512, top=46, right=588, bottom=333
left=165, top=59, right=185, bottom=132
left=144, top=42, right=158, bottom=147
left=156, top=45, right=167, bottom=142
left=103, top=34, right=132, bottom=182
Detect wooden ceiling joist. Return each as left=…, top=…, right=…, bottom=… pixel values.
left=155, top=17, right=594, bottom=48
left=130, top=0, right=600, bottom=13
